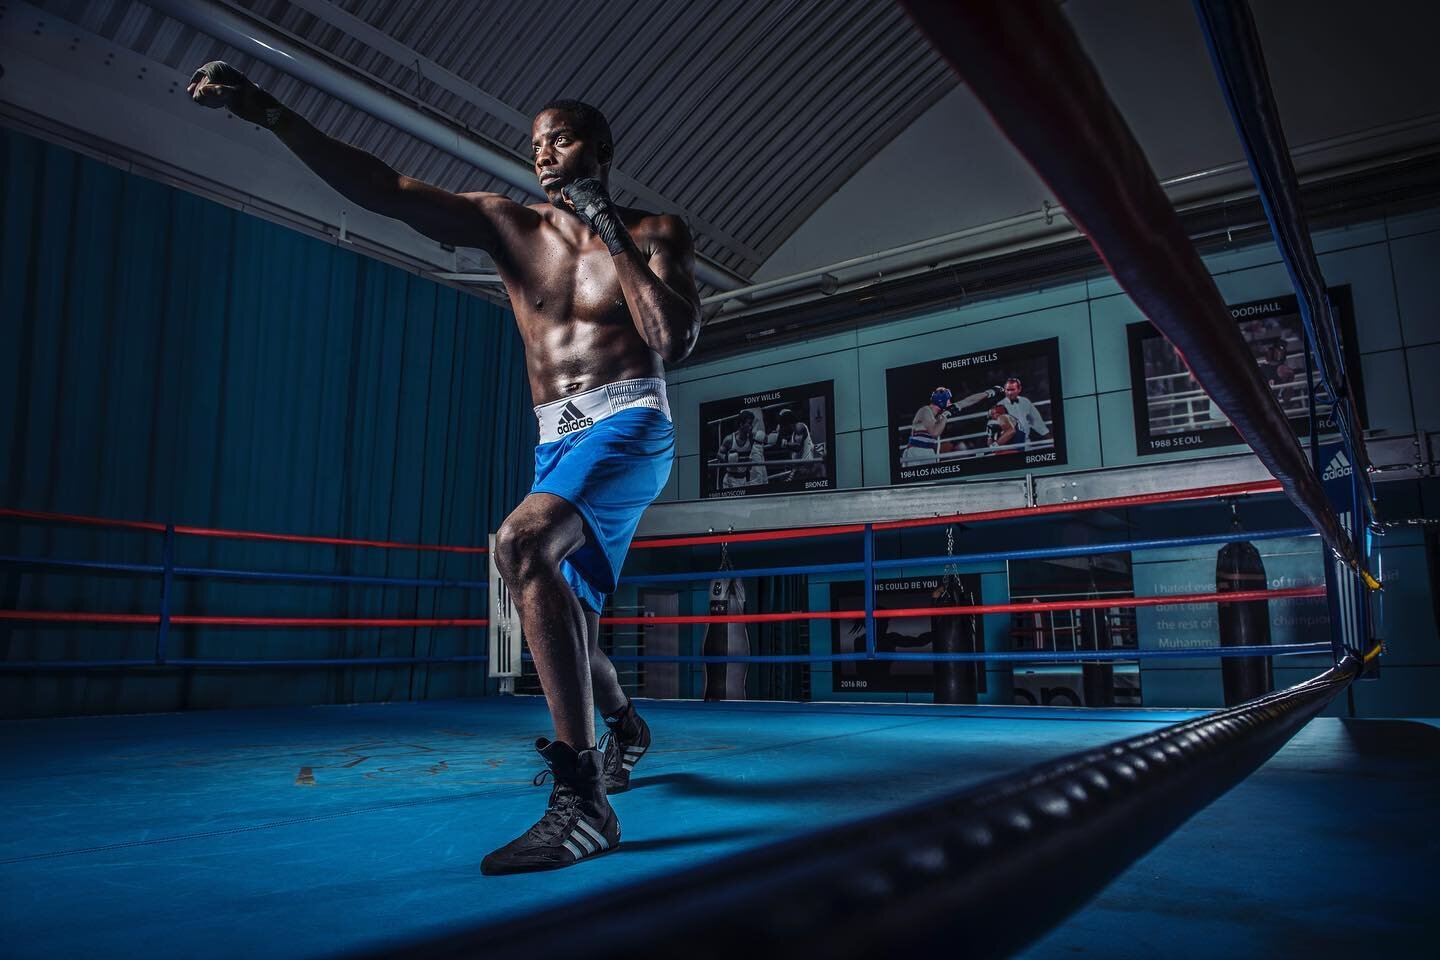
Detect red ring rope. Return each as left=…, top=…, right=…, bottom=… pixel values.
left=630, top=479, right=1284, bottom=549
left=599, top=585, right=1322, bottom=625
left=0, top=612, right=487, bottom=627
left=170, top=525, right=489, bottom=554
left=5, top=479, right=1283, bottom=555
left=870, top=479, right=1283, bottom=531
left=0, top=508, right=487, bottom=554
left=0, top=508, right=166, bottom=534
left=1, top=586, right=1319, bottom=629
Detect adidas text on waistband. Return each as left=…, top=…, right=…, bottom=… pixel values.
left=534, top=378, right=671, bottom=444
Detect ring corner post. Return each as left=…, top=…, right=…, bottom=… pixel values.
left=487, top=532, right=521, bottom=694
left=1319, top=436, right=1373, bottom=668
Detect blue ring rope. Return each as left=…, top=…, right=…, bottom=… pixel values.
left=0, top=643, right=1325, bottom=671
left=620, top=560, right=865, bottom=585
left=10, top=527, right=1313, bottom=592
left=597, top=642, right=1329, bottom=665
left=618, top=526, right=1315, bottom=585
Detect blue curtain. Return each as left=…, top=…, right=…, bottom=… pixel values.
left=0, top=128, right=535, bottom=717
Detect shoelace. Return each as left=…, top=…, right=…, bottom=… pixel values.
left=523, top=776, right=582, bottom=842
left=597, top=730, right=625, bottom=778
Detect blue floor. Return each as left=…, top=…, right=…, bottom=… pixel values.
left=1, top=697, right=1433, bottom=957
left=1021, top=715, right=1440, bottom=959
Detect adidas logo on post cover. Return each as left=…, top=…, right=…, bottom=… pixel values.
left=556, top=400, right=595, bottom=435
left=1322, top=449, right=1352, bottom=481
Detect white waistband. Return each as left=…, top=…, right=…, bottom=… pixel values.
left=534, top=377, right=671, bottom=444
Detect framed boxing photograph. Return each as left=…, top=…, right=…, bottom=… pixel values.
left=829, top=575, right=986, bottom=695
left=1126, top=287, right=1365, bottom=456
left=885, top=337, right=1066, bottom=484
left=698, top=380, right=837, bottom=499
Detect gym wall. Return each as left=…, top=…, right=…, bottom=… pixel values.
left=663, top=207, right=1440, bottom=716
left=0, top=129, right=536, bottom=718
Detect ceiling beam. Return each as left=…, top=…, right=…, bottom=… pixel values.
left=146, top=0, right=748, bottom=291
left=281, top=0, right=763, bottom=267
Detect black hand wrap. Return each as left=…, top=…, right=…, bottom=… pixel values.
left=562, top=178, right=627, bottom=255
left=191, top=61, right=284, bottom=129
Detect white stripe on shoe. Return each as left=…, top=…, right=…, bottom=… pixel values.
left=562, top=838, right=585, bottom=860
left=576, top=819, right=610, bottom=850
left=569, top=828, right=597, bottom=856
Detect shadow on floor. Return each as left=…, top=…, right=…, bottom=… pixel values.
left=618, top=826, right=776, bottom=853
left=1339, top=718, right=1440, bottom=764
left=630, top=768, right=992, bottom=802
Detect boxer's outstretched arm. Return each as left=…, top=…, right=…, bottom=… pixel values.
left=271, top=113, right=519, bottom=252
left=954, top=389, right=993, bottom=412
left=187, top=61, right=524, bottom=254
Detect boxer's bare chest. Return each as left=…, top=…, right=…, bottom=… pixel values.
left=502, top=216, right=659, bottom=403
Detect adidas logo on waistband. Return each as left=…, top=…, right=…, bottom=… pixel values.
left=1322, top=449, right=1352, bottom=481
left=556, top=401, right=595, bottom=435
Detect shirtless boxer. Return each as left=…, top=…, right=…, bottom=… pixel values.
left=766, top=409, right=819, bottom=481
left=716, top=410, right=768, bottom=489
left=985, top=404, right=1018, bottom=451
left=187, top=63, right=701, bottom=875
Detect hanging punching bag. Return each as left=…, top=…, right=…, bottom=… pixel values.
left=1078, top=607, right=1114, bottom=707
left=1216, top=539, right=1273, bottom=705
left=702, top=577, right=749, bottom=700
left=933, top=581, right=980, bottom=704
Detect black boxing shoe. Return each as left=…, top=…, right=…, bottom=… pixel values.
left=599, top=701, right=651, bottom=794
left=481, top=738, right=618, bottom=876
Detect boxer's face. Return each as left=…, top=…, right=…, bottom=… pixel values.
left=532, top=109, right=603, bottom=203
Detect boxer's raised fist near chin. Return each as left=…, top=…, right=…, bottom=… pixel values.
left=186, top=61, right=284, bottom=129
left=561, top=177, right=628, bottom=255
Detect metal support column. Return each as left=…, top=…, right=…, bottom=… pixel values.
left=155, top=523, right=175, bottom=665
left=863, top=524, right=876, bottom=659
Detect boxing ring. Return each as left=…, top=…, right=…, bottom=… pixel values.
left=3, top=0, right=1434, bottom=957
left=0, top=450, right=1411, bottom=959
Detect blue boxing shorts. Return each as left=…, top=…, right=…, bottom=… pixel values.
left=530, top=377, right=674, bottom=612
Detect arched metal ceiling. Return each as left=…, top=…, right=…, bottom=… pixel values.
left=31, top=0, right=958, bottom=282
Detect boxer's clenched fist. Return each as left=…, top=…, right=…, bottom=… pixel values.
left=187, top=61, right=284, bottom=129
left=561, top=177, right=627, bottom=255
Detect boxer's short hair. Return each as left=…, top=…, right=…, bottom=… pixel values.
left=539, top=99, right=614, bottom=160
